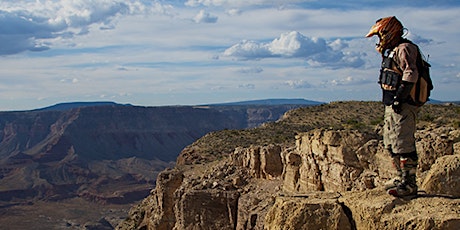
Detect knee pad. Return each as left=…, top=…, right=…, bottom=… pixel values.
left=400, top=151, right=418, bottom=161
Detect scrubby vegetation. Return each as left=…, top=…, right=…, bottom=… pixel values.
left=180, top=101, right=460, bottom=165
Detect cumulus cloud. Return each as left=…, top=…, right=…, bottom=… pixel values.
left=185, top=0, right=306, bottom=8
left=321, top=76, right=373, bottom=87
left=185, top=0, right=459, bottom=8
left=59, top=78, right=79, bottom=84
left=223, top=31, right=366, bottom=68
left=193, top=10, right=218, bottom=23
left=226, top=8, right=242, bottom=16
left=269, top=32, right=327, bottom=57
left=284, top=79, right=312, bottom=89
left=0, top=10, right=57, bottom=54
left=237, top=67, right=264, bottom=74
left=238, top=83, right=255, bottom=89
left=0, top=0, right=168, bottom=55
left=329, top=39, right=348, bottom=51
left=223, top=40, right=272, bottom=59
left=330, top=76, right=363, bottom=86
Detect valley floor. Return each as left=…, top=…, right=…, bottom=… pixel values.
left=0, top=198, right=133, bottom=230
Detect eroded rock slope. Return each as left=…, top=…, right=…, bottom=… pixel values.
left=118, top=102, right=460, bottom=230
left=0, top=103, right=301, bottom=205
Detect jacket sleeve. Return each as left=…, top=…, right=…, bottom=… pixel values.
left=395, top=43, right=419, bottom=83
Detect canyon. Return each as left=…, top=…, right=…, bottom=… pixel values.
left=0, top=100, right=316, bottom=229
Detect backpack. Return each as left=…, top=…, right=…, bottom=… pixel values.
left=410, top=44, right=434, bottom=106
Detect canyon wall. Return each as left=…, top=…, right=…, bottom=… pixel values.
left=0, top=103, right=300, bottom=205
left=118, top=102, right=460, bottom=229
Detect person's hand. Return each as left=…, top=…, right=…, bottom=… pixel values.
left=392, top=100, right=402, bottom=114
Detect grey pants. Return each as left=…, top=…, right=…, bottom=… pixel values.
left=383, top=103, right=419, bottom=154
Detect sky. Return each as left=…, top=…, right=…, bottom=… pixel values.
left=0, top=0, right=459, bottom=111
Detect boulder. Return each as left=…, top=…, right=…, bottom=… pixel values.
left=422, top=154, right=460, bottom=197
left=265, top=193, right=352, bottom=230
left=339, top=188, right=460, bottom=230
left=175, top=190, right=239, bottom=230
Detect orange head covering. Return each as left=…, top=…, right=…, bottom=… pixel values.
left=365, top=16, right=404, bottom=53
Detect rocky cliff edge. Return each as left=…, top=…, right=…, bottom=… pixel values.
left=117, top=101, right=460, bottom=230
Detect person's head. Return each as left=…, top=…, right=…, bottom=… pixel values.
left=365, top=16, right=404, bottom=53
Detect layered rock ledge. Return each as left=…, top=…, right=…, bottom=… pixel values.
left=117, top=102, right=460, bottom=230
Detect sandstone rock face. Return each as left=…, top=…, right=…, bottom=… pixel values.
left=265, top=194, right=352, bottom=230
left=285, top=129, right=379, bottom=193
left=231, top=145, right=283, bottom=179
left=116, top=168, right=184, bottom=230
left=340, top=188, right=460, bottom=230
left=422, top=154, right=460, bottom=197
left=281, top=127, right=460, bottom=195
left=118, top=103, right=460, bottom=230
left=175, top=190, right=239, bottom=229
left=416, top=126, right=457, bottom=171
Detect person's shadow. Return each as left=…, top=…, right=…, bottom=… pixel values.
left=415, top=190, right=459, bottom=199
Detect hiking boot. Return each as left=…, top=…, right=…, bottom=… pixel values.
left=384, top=176, right=402, bottom=190
left=388, top=153, right=418, bottom=198
left=387, top=182, right=417, bottom=198
left=385, top=152, right=402, bottom=190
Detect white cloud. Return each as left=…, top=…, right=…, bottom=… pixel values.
left=223, top=31, right=366, bottom=68
left=223, top=31, right=326, bottom=59
left=269, top=31, right=327, bottom=57
left=223, top=40, right=271, bottom=59
left=0, top=1, right=459, bottom=110
left=237, top=67, right=264, bottom=74
left=0, top=0, right=171, bottom=55
left=185, top=0, right=285, bottom=7
left=326, top=76, right=371, bottom=86
left=238, top=84, right=255, bottom=89
left=329, top=39, right=348, bottom=51
left=193, top=10, right=218, bottom=23
left=226, top=8, right=242, bottom=16
left=184, top=0, right=459, bottom=8
left=284, top=80, right=312, bottom=89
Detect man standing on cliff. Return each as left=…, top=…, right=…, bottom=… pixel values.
left=365, top=16, right=419, bottom=198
